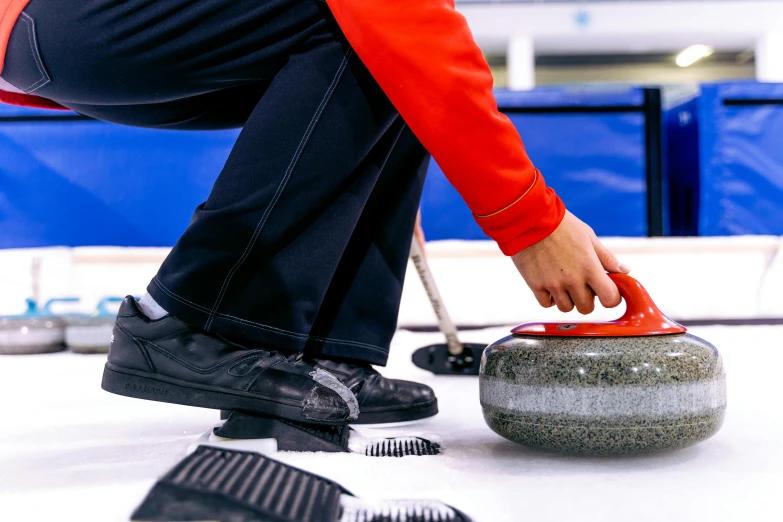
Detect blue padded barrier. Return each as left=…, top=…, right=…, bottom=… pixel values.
left=666, top=81, right=783, bottom=236
left=1, top=86, right=664, bottom=248
left=0, top=106, right=237, bottom=248
left=420, top=87, right=664, bottom=242
left=666, top=94, right=701, bottom=237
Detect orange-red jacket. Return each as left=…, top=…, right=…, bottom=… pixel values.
left=0, top=0, right=565, bottom=255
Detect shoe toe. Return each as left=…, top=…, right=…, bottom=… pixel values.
left=359, top=377, right=436, bottom=409
left=392, top=379, right=437, bottom=406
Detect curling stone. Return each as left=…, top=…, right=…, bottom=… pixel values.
left=65, top=297, right=123, bottom=354
left=0, top=299, right=67, bottom=355
left=480, top=273, right=726, bottom=456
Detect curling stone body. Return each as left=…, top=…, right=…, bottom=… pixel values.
left=0, top=299, right=66, bottom=355
left=65, top=317, right=116, bottom=354
left=481, top=333, right=725, bottom=455
left=479, top=274, right=727, bottom=456
left=65, top=297, right=123, bottom=354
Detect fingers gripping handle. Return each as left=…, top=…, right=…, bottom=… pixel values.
left=512, top=273, right=686, bottom=337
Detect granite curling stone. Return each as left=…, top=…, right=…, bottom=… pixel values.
left=0, top=299, right=66, bottom=355
left=479, top=274, right=726, bottom=456
left=65, top=297, right=123, bottom=354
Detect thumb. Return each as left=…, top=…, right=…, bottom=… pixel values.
left=591, top=235, right=630, bottom=274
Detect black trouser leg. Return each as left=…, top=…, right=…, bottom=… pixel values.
left=306, top=118, right=429, bottom=363
left=143, top=52, right=428, bottom=365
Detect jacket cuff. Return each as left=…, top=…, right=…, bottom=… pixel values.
left=473, top=170, right=566, bottom=256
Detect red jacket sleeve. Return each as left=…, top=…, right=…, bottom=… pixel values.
left=326, top=0, right=565, bottom=255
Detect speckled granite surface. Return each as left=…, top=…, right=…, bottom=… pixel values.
left=482, top=334, right=723, bottom=386
left=479, top=333, right=727, bottom=455
left=482, top=408, right=725, bottom=456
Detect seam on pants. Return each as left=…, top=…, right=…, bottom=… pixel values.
left=152, top=272, right=387, bottom=353
left=18, top=13, right=51, bottom=94
left=152, top=277, right=214, bottom=315
left=205, top=47, right=355, bottom=331
left=211, top=123, right=410, bottom=353
left=216, top=312, right=388, bottom=351
left=378, top=121, right=408, bottom=179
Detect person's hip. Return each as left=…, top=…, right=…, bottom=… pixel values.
left=1, top=0, right=329, bottom=107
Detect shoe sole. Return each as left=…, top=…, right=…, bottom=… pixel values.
left=101, top=363, right=351, bottom=426
left=351, top=398, right=439, bottom=425
left=220, top=399, right=439, bottom=425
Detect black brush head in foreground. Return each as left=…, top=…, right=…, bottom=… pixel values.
left=132, top=446, right=471, bottom=522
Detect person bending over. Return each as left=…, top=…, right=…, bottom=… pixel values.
left=0, top=0, right=629, bottom=425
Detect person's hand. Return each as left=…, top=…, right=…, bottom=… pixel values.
left=511, top=211, right=630, bottom=314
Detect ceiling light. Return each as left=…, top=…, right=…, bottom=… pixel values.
left=676, top=45, right=714, bottom=67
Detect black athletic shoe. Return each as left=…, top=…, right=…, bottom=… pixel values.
left=101, top=297, right=359, bottom=425
left=314, top=358, right=438, bottom=424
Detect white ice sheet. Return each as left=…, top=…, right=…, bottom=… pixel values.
left=1, top=325, right=781, bottom=522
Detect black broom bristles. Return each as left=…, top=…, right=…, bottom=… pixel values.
left=364, top=437, right=441, bottom=457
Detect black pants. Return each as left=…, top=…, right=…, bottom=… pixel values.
left=1, top=0, right=430, bottom=365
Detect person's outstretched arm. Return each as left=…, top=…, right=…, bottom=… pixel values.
left=327, top=0, right=629, bottom=313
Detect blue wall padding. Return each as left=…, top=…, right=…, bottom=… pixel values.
left=0, top=106, right=238, bottom=248
left=420, top=87, right=651, bottom=241
left=666, top=82, right=783, bottom=236
left=666, top=95, right=701, bottom=236
left=495, top=87, right=645, bottom=108
left=2, top=86, right=652, bottom=248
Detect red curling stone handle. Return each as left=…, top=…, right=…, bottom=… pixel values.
left=511, top=273, right=687, bottom=337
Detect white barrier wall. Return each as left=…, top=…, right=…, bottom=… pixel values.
left=398, top=237, right=783, bottom=327
left=0, top=237, right=781, bottom=324
left=0, top=248, right=166, bottom=316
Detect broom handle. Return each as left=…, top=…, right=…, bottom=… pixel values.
left=409, top=219, right=464, bottom=356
